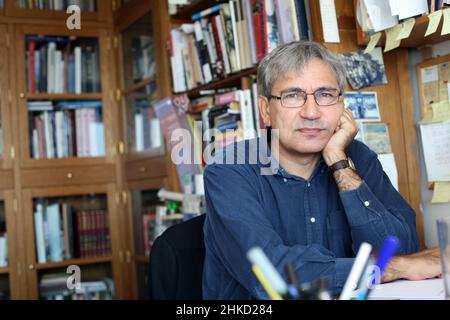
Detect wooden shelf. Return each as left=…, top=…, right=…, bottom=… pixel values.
left=124, top=77, right=156, bottom=95
left=26, top=93, right=103, bottom=100
left=0, top=267, right=9, bottom=275
left=170, top=0, right=226, bottom=21
left=134, top=255, right=149, bottom=264
left=181, top=67, right=257, bottom=99
left=358, top=8, right=450, bottom=48
left=36, top=256, right=112, bottom=270
left=22, top=156, right=109, bottom=169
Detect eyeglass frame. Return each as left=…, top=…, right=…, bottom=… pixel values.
left=268, top=88, right=343, bottom=108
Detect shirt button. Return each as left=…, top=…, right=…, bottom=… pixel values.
left=310, top=217, right=316, bottom=223
left=283, top=178, right=287, bottom=183
left=364, top=201, right=370, bottom=207
left=307, top=182, right=311, bottom=187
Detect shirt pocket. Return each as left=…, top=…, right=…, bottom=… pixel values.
left=326, top=209, right=353, bottom=257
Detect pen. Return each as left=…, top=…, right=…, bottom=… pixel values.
left=339, top=242, right=372, bottom=300
left=247, top=247, right=289, bottom=297
left=252, top=265, right=283, bottom=300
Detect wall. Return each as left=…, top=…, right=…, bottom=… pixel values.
left=408, top=40, right=450, bottom=247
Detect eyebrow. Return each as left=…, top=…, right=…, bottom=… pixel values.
left=280, top=86, right=339, bottom=94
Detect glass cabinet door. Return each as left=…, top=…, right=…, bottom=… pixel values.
left=120, top=12, right=163, bottom=156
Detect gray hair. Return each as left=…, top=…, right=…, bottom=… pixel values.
left=257, top=41, right=347, bottom=97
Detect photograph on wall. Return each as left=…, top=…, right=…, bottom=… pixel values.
left=363, top=123, right=392, bottom=154
left=344, top=91, right=381, bottom=122
left=342, top=47, right=388, bottom=89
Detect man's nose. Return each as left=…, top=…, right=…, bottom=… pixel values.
left=299, top=95, right=320, bottom=120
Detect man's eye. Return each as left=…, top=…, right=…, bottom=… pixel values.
left=317, top=91, right=334, bottom=98
left=284, top=92, right=300, bottom=99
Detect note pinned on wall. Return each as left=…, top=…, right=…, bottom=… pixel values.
left=364, top=32, right=382, bottom=53
left=431, top=182, right=450, bottom=203
left=420, top=121, right=450, bottom=182
left=425, top=10, right=443, bottom=37
left=319, top=0, right=340, bottom=43
left=384, top=24, right=402, bottom=52
left=432, top=101, right=450, bottom=122
left=442, top=8, right=450, bottom=36
left=396, top=18, right=416, bottom=40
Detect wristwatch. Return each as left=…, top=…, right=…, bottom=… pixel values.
left=327, top=157, right=356, bottom=175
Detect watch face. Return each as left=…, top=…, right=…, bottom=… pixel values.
left=348, top=157, right=356, bottom=170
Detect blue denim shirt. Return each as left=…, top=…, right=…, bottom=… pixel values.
left=202, top=138, right=419, bottom=299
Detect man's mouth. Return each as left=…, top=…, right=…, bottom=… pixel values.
left=297, top=128, right=323, bottom=134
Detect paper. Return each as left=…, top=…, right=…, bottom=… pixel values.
left=388, top=0, right=399, bottom=15
left=425, top=10, right=443, bottom=36
left=364, top=32, right=382, bottom=53
left=442, top=8, right=450, bottom=36
left=432, top=101, right=450, bottom=122
left=384, top=24, right=402, bottom=52
left=364, top=279, right=445, bottom=300
left=319, top=0, right=340, bottom=43
left=364, top=0, right=399, bottom=32
left=422, top=65, right=439, bottom=83
left=378, top=153, right=398, bottom=191
left=420, top=121, right=450, bottom=181
left=396, top=0, right=429, bottom=20
left=431, top=182, right=450, bottom=203
left=396, top=18, right=416, bottom=40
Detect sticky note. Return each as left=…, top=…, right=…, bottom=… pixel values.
left=432, top=101, right=450, bottom=122
left=425, top=10, right=443, bottom=36
left=396, top=18, right=416, bottom=40
left=364, top=33, right=382, bottom=53
left=384, top=24, right=402, bottom=52
left=442, top=8, right=450, bottom=36
left=431, top=182, right=450, bottom=203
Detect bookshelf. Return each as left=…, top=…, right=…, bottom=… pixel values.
left=21, top=185, right=121, bottom=299
left=14, top=25, right=117, bottom=167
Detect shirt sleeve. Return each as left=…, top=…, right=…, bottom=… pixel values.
left=341, top=144, right=419, bottom=255
left=203, top=164, right=354, bottom=299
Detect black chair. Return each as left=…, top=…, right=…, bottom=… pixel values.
left=146, top=214, right=206, bottom=300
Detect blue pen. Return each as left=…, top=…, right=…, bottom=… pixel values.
left=357, top=236, right=400, bottom=300
left=374, top=236, right=400, bottom=279
left=191, top=4, right=221, bottom=20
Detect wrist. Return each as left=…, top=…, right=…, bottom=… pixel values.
left=381, top=256, right=405, bottom=283
left=323, top=150, right=347, bottom=166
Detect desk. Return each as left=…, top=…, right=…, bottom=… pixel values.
left=364, top=279, right=445, bottom=300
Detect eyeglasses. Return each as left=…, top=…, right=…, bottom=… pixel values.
left=269, top=88, right=342, bottom=108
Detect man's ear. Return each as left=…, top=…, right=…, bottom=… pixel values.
left=259, top=96, right=271, bottom=127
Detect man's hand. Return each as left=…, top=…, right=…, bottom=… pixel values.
left=322, top=109, right=359, bottom=166
left=382, top=247, right=442, bottom=283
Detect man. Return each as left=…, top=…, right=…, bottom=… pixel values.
left=202, top=41, right=441, bottom=300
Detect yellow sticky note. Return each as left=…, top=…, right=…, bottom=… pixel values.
left=364, top=33, right=382, bottom=53
left=431, top=182, right=450, bottom=204
left=432, top=101, right=450, bottom=122
left=425, top=10, right=443, bottom=36
left=396, top=18, right=416, bottom=40
left=442, top=8, right=450, bottom=36
left=384, top=24, right=402, bottom=52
